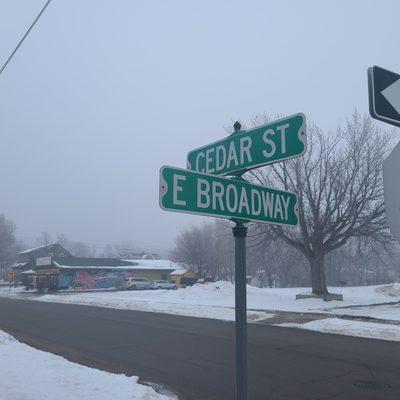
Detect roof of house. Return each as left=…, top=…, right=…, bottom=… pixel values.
left=11, top=262, right=28, bottom=268
left=123, top=259, right=184, bottom=271
left=170, top=269, right=189, bottom=275
left=18, top=243, right=72, bottom=258
left=18, top=245, right=47, bottom=255
left=52, top=257, right=137, bottom=269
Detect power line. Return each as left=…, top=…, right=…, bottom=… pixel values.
left=0, top=0, right=53, bottom=76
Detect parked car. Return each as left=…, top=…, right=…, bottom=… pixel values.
left=197, top=277, right=215, bottom=284
left=125, top=277, right=151, bottom=290
left=180, top=277, right=198, bottom=287
left=149, top=280, right=178, bottom=290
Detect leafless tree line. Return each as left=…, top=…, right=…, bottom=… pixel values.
left=172, top=113, right=400, bottom=291
left=171, top=219, right=400, bottom=287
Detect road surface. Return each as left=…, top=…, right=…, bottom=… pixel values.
left=0, top=297, right=399, bottom=399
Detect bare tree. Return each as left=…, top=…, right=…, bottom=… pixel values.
left=0, top=214, right=19, bottom=268
left=251, top=112, right=393, bottom=295
left=213, top=220, right=235, bottom=281
left=56, top=233, right=68, bottom=247
left=248, top=231, right=309, bottom=287
left=171, top=223, right=215, bottom=277
left=36, top=231, right=51, bottom=246
left=325, top=237, right=399, bottom=286
left=65, top=241, right=96, bottom=257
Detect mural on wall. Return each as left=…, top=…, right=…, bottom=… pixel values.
left=59, top=269, right=134, bottom=290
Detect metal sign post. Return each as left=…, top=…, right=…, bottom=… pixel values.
left=230, top=121, right=248, bottom=400
left=233, top=221, right=248, bottom=400
left=159, top=116, right=306, bottom=400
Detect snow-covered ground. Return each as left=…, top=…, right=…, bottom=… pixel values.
left=282, top=318, right=400, bottom=341
left=4, top=281, right=400, bottom=342
left=0, top=285, right=26, bottom=294
left=34, top=281, right=400, bottom=317
left=0, top=330, right=174, bottom=400
left=35, top=283, right=274, bottom=322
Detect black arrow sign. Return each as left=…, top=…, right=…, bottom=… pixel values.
left=368, top=65, right=400, bottom=128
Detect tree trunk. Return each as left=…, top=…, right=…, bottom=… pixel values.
left=309, top=255, right=329, bottom=295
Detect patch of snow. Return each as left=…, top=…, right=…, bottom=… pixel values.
left=329, top=304, right=400, bottom=322
left=18, top=244, right=47, bottom=254
left=54, top=264, right=138, bottom=270
left=170, top=269, right=188, bottom=275
left=37, top=286, right=273, bottom=322
left=376, top=282, right=400, bottom=297
left=33, top=281, right=400, bottom=319
left=123, top=259, right=184, bottom=270
left=279, top=318, right=400, bottom=342
left=0, top=330, right=173, bottom=400
left=0, top=286, right=27, bottom=295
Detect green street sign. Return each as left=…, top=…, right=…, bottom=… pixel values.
left=187, top=113, right=306, bottom=176
left=159, top=166, right=298, bottom=225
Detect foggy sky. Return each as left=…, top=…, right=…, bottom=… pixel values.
left=1, top=0, right=400, bottom=253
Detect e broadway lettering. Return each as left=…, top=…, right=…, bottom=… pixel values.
left=159, top=166, right=298, bottom=225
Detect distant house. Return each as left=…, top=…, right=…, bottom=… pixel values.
left=21, top=254, right=195, bottom=291
left=169, top=269, right=196, bottom=285
left=54, top=257, right=139, bottom=290
left=12, top=243, right=71, bottom=282
left=122, top=259, right=194, bottom=283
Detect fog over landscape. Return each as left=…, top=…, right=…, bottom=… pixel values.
left=1, top=0, right=400, bottom=252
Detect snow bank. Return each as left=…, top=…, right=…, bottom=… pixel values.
left=0, top=330, right=173, bottom=400
left=35, top=281, right=400, bottom=319
left=37, top=282, right=273, bottom=322
left=0, top=330, right=13, bottom=344
left=376, top=282, right=400, bottom=297
left=280, top=318, right=400, bottom=342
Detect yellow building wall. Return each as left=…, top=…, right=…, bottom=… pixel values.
left=128, top=269, right=196, bottom=284
left=169, top=270, right=196, bottom=285
left=134, top=270, right=171, bottom=281
left=36, top=268, right=60, bottom=275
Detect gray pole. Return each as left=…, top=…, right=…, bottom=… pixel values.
left=230, top=121, right=248, bottom=400
left=233, top=222, right=248, bottom=400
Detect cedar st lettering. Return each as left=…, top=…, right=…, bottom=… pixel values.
left=194, top=123, right=289, bottom=173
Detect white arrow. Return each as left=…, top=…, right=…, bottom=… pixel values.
left=382, top=79, right=400, bottom=114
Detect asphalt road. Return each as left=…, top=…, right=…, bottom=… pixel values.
left=0, top=298, right=399, bottom=400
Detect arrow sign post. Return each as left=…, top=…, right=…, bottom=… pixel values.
left=383, top=141, right=400, bottom=241
left=187, top=113, right=306, bottom=175
left=159, top=166, right=298, bottom=225
left=368, top=65, right=400, bottom=127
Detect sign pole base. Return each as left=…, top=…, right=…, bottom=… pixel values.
left=233, top=222, right=248, bottom=400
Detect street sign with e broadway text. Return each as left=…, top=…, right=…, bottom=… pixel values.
left=159, top=166, right=298, bottom=225
left=187, top=113, right=306, bottom=175
left=368, top=65, right=400, bottom=127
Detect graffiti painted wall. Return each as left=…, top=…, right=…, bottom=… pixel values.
left=59, top=269, right=134, bottom=290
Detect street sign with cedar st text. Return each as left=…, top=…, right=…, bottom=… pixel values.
left=187, top=113, right=306, bottom=176
left=159, top=166, right=298, bottom=226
